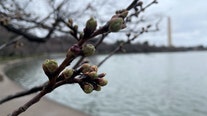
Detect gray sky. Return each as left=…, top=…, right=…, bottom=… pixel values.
left=22, top=0, right=207, bottom=47
left=139, top=0, right=207, bottom=47
left=86, top=0, right=207, bottom=47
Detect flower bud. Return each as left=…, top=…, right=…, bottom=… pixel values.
left=42, top=59, right=58, bottom=74
left=82, top=44, right=96, bottom=56
left=98, top=73, right=106, bottom=78
left=87, top=71, right=98, bottom=79
left=108, top=17, right=124, bottom=32
left=74, top=25, right=78, bottom=31
left=67, top=44, right=81, bottom=57
left=90, top=65, right=98, bottom=72
left=62, top=69, right=74, bottom=79
left=81, top=82, right=94, bottom=94
left=81, top=63, right=91, bottom=74
left=94, top=85, right=101, bottom=91
left=96, top=78, right=108, bottom=86
left=85, top=17, right=97, bottom=34
left=42, top=59, right=58, bottom=79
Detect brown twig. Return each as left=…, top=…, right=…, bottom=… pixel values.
left=0, top=86, right=43, bottom=105
left=9, top=91, right=47, bottom=116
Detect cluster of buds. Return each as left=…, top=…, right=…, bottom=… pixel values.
left=79, top=63, right=108, bottom=94
left=67, top=44, right=96, bottom=57
left=108, top=9, right=128, bottom=32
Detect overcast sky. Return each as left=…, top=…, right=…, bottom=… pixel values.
left=83, top=0, right=207, bottom=47
left=138, top=0, right=207, bottom=47
left=25, top=0, right=207, bottom=47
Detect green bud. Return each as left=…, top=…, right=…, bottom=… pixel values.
left=90, top=65, right=98, bottom=72
left=81, top=63, right=91, bottom=74
left=82, top=82, right=94, bottom=94
left=85, top=17, right=97, bottom=33
left=62, top=69, right=74, bottom=79
left=97, top=78, right=108, bottom=86
left=87, top=71, right=98, bottom=79
left=94, top=85, right=101, bottom=91
left=74, top=25, right=78, bottom=30
left=82, top=44, right=96, bottom=56
left=108, top=17, right=124, bottom=32
left=42, top=59, right=58, bottom=74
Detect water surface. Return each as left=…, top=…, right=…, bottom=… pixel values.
left=7, top=51, right=207, bottom=116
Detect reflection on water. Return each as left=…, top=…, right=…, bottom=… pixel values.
left=7, top=51, right=207, bottom=116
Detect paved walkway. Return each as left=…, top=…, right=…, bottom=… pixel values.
left=0, top=60, right=90, bottom=116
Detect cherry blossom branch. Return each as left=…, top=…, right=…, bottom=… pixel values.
left=0, top=1, right=159, bottom=106
left=8, top=2, right=131, bottom=115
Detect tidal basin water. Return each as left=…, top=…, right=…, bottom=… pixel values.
left=7, top=51, right=207, bottom=116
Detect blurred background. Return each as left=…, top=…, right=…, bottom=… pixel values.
left=1, top=0, right=207, bottom=116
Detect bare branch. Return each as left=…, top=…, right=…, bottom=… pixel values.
left=0, top=86, right=43, bottom=105
left=0, top=23, right=47, bottom=42
left=127, top=0, right=139, bottom=10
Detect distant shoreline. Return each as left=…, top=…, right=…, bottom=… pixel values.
left=1, top=37, right=207, bottom=57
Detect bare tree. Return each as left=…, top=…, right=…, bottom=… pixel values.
left=0, top=0, right=71, bottom=42
left=0, top=0, right=159, bottom=116
left=0, top=0, right=159, bottom=46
